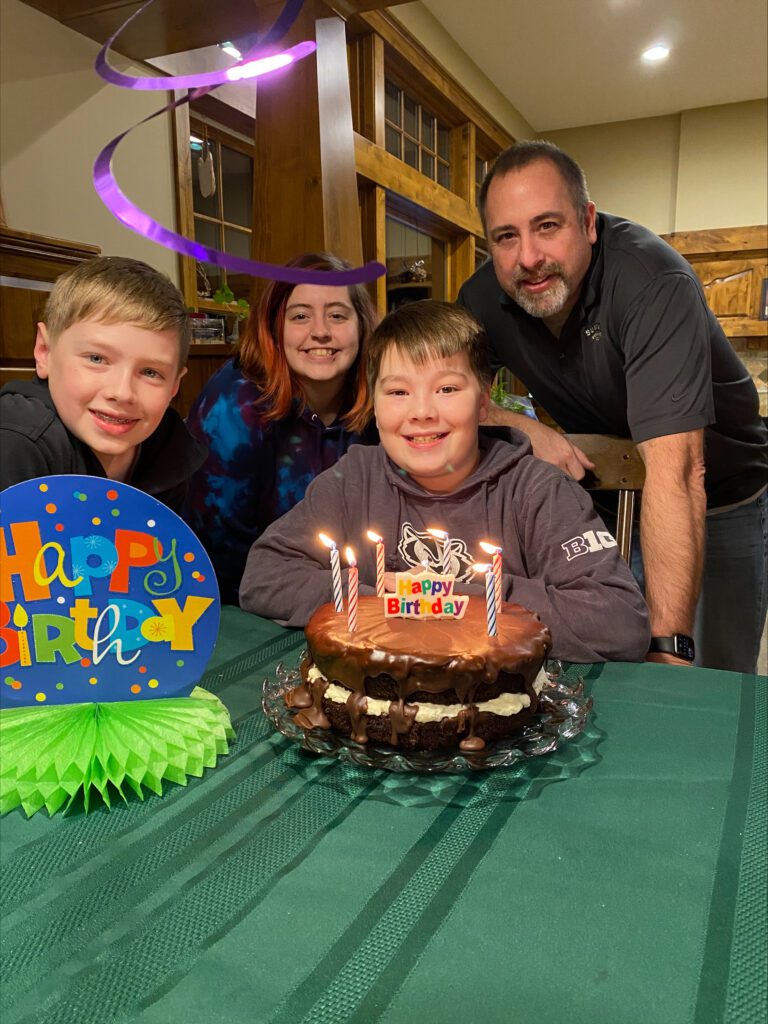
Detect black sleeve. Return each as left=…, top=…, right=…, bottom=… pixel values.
left=0, top=431, right=52, bottom=492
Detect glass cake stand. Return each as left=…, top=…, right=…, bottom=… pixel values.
left=261, top=655, right=593, bottom=773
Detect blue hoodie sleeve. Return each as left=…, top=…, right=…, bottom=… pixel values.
left=182, top=364, right=271, bottom=603
left=239, top=455, right=358, bottom=627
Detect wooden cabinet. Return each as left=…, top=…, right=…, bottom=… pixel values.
left=0, top=227, right=100, bottom=386
left=661, top=225, right=768, bottom=415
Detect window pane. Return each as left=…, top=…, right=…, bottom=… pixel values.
left=221, top=145, right=253, bottom=227
left=437, top=161, right=451, bottom=188
left=191, top=140, right=219, bottom=218
left=385, top=124, right=401, bottom=159
left=194, top=217, right=222, bottom=295
left=421, top=111, right=434, bottom=150
left=437, top=124, right=450, bottom=160
left=222, top=229, right=251, bottom=302
left=385, top=78, right=400, bottom=125
left=422, top=152, right=434, bottom=179
left=404, top=137, right=418, bottom=169
left=224, top=226, right=251, bottom=260
left=475, top=156, right=487, bottom=187
left=403, top=94, right=418, bottom=138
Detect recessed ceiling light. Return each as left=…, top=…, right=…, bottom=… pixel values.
left=220, top=41, right=242, bottom=60
left=642, top=44, right=670, bottom=62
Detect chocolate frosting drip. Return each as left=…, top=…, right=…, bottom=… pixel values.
left=346, top=690, right=369, bottom=744
left=285, top=682, right=312, bottom=709
left=305, top=597, right=551, bottom=703
left=293, top=674, right=330, bottom=730
left=457, top=707, right=485, bottom=751
left=388, top=698, right=418, bottom=747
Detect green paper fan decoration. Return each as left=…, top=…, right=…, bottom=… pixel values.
left=0, top=687, right=234, bottom=817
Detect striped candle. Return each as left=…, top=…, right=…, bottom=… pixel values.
left=479, top=541, right=503, bottom=614
left=366, top=530, right=385, bottom=597
left=473, top=563, right=497, bottom=637
left=345, top=547, right=358, bottom=632
left=319, top=533, right=344, bottom=613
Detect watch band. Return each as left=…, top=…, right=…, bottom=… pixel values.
left=648, top=635, right=695, bottom=661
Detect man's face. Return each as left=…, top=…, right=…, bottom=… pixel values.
left=34, top=319, right=184, bottom=480
left=373, top=347, right=489, bottom=494
left=484, top=159, right=597, bottom=326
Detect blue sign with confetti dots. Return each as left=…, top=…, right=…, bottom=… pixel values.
left=0, top=476, right=220, bottom=708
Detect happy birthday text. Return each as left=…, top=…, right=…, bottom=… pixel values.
left=384, top=573, right=467, bottom=619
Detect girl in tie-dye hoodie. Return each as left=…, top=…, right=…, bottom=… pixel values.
left=183, top=254, right=378, bottom=602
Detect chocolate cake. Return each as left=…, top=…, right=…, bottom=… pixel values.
left=285, top=596, right=551, bottom=752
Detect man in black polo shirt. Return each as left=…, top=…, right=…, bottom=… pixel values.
left=458, top=140, right=767, bottom=675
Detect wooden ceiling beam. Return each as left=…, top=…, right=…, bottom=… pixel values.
left=20, top=0, right=413, bottom=59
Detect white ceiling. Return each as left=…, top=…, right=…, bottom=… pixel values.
left=420, top=0, right=768, bottom=130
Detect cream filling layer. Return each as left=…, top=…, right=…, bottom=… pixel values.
left=308, top=666, right=548, bottom=723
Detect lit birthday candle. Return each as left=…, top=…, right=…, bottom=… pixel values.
left=319, top=533, right=344, bottom=613
left=345, top=546, right=358, bottom=632
left=473, top=563, right=497, bottom=637
left=366, top=530, right=385, bottom=597
left=12, top=605, right=32, bottom=667
left=479, top=540, right=503, bottom=614
left=427, top=528, right=451, bottom=574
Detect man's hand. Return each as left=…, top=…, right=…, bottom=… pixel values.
left=483, top=403, right=595, bottom=480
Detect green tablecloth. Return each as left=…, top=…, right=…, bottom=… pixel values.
left=1, top=606, right=765, bottom=1024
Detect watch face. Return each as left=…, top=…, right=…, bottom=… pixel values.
left=674, top=635, right=695, bottom=660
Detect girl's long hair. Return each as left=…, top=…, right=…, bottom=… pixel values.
left=236, top=252, right=378, bottom=426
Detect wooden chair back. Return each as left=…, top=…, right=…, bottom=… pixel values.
left=564, top=434, right=646, bottom=563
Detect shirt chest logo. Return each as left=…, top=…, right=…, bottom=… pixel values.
left=584, top=322, right=603, bottom=343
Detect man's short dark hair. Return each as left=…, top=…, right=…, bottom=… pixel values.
left=478, top=140, right=591, bottom=231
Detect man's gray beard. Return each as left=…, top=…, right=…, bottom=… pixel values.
left=510, top=274, right=570, bottom=319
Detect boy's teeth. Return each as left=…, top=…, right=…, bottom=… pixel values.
left=96, top=412, right=133, bottom=424
left=410, top=434, right=442, bottom=444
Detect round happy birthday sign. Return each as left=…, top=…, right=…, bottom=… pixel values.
left=0, top=476, right=220, bottom=708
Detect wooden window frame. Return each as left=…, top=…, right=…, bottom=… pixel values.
left=173, top=102, right=255, bottom=315
left=348, top=11, right=514, bottom=312
left=383, top=76, right=451, bottom=189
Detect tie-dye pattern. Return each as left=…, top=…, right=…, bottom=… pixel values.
left=181, top=359, right=376, bottom=602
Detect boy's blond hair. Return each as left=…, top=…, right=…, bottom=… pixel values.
left=348, top=300, right=492, bottom=431
left=43, top=257, right=191, bottom=367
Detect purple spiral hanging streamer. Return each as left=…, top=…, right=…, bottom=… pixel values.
left=92, top=0, right=386, bottom=286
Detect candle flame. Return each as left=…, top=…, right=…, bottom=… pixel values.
left=427, top=527, right=448, bottom=540
left=479, top=540, right=501, bottom=555
left=344, top=546, right=356, bottom=566
left=472, top=563, right=491, bottom=573
left=13, top=605, right=28, bottom=628
left=366, top=530, right=383, bottom=543
left=318, top=533, right=336, bottom=550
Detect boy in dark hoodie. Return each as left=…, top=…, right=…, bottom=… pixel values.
left=0, top=257, right=206, bottom=512
left=240, top=301, right=649, bottom=662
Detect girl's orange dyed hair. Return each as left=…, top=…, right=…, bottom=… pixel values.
left=236, top=252, right=378, bottom=426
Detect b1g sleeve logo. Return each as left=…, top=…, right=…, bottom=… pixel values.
left=561, top=529, right=618, bottom=561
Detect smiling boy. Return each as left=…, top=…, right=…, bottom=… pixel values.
left=0, top=256, right=206, bottom=510
left=240, top=301, right=649, bottom=663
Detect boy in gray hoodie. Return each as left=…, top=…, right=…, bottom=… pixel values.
left=240, top=301, right=649, bottom=662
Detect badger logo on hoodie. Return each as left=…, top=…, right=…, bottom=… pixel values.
left=397, top=523, right=474, bottom=582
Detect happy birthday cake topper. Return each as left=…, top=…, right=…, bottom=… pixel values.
left=0, top=476, right=220, bottom=708
left=384, top=572, right=468, bottom=620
